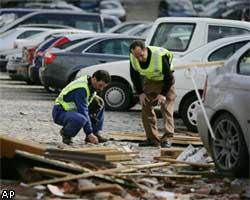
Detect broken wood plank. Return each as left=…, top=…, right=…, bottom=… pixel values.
left=156, top=158, right=214, bottom=168
left=172, top=135, right=201, bottom=142
left=168, top=139, right=203, bottom=146
left=117, top=173, right=202, bottom=179
left=27, top=162, right=170, bottom=186
left=105, top=154, right=135, bottom=162
left=0, top=135, right=45, bottom=158
left=45, top=149, right=115, bottom=168
left=15, top=150, right=91, bottom=172
left=160, top=147, right=185, bottom=158
left=15, top=150, right=136, bottom=188
left=32, top=167, right=73, bottom=177
left=79, top=184, right=123, bottom=193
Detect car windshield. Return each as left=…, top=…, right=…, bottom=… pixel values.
left=150, top=23, right=195, bottom=51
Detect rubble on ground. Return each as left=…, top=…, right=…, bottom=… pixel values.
left=0, top=133, right=249, bottom=200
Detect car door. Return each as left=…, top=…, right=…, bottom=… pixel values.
left=84, top=38, right=131, bottom=64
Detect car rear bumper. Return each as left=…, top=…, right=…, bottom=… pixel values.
left=39, top=67, right=66, bottom=89
left=7, top=59, right=29, bottom=81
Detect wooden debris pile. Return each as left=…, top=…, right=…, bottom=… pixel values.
left=1, top=134, right=249, bottom=200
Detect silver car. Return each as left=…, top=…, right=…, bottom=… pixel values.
left=197, top=42, right=250, bottom=175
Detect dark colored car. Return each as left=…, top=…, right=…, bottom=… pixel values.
left=0, top=10, right=104, bottom=34
left=39, top=35, right=144, bottom=91
left=29, top=33, right=98, bottom=84
left=158, top=0, right=197, bottom=17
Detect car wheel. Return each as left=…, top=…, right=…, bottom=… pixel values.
left=102, top=81, right=132, bottom=111
left=180, top=94, right=200, bottom=132
left=211, top=113, right=249, bottom=176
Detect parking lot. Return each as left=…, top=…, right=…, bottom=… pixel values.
left=0, top=71, right=186, bottom=147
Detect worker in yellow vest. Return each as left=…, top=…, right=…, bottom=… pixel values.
left=52, top=70, right=111, bottom=145
left=129, top=40, right=176, bottom=147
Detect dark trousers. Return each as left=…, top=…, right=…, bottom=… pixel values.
left=52, top=105, right=104, bottom=138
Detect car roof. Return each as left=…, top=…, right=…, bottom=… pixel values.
left=66, top=34, right=145, bottom=51
left=155, top=17, right=250, bottom=26
left=0, top=10, right=103, bottom=33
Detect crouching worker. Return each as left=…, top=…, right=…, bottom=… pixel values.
left=52, top=70, right=111, bottom=145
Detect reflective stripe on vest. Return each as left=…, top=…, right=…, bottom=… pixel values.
left=55, top=75, right=96, bottom=111
left=130, top=46, right=173, bottom=80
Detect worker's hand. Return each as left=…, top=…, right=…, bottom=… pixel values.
left=153, top=94, right=166, bottom=105
left=87, top=133, right=99, bottom=144
left=139, top=93, right=149, bottom=106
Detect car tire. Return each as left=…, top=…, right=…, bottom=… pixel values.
left=102, top=81, right=132, bottom=111
left=180, top=94, right=200, bottom=132
left=211, top=113, right=249, bottom=176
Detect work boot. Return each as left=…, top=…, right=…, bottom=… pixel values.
left=60, top=129, right=72, bottom=145
left=94, top=133, right=107, bottom=143
left=138, top=140, right=160, bottom=147
left=160, top=140, right=172, bottom=148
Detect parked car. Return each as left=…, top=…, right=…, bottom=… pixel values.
left=200, top=0, right=249, bottom=21
left=100, top=0, right=126, bottom=21
left=102, top=14, right=121, bottom=32
left=0, top=26, right=49, bottom=71
left=29, top=33, right=99, bottom=84
left=6, top=29, right=92, bottom=82
left=107, top=21, right=151, bottom=34
left=75, top=35, right=250, bottom=131
left=39, top=35, right=144, bottom=92
left=23, top=1, right=83, bottom=11
left=0, top=10, right=104, bottom=34
left=197, top=42, right=250, bottom=175
left=146, top=17, right=250, bottom=58
left=14, top=29, right=92, bottom=49
left=0, top=26, right=49, bottom=51
left=158, top=0, right=197, bottom=17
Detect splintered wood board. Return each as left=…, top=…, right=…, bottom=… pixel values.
left=0, top=135, right=45, bottom=158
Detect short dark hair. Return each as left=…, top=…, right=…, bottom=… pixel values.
left=93, top=70, right=111, bottom=84
left=129, top=40, right=145, bottom=52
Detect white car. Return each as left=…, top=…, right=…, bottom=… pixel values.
left=100, top=0, right=126, bottom=21
left=0, top=27, right=49, bottom=51
left=107, top=21, right=152, bottom=34
left=14, top=29, right=93, bottom=49
left=76, top=35, right=250, bottom=132
left=146, top=17, right=250, bottom=58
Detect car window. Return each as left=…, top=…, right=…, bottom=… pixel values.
left=238, top=49, right=250, bottom=76
left=150, top=23, right=195, bottom=51
left=208, top=25, right=250, bottom=42
left=86, top=38, right=134, bottom=56
left=70, top=39, right=100, bottom=53
left=20, top=13, right=102, bottom=32
left=16, top=30, right=43, bottom=39
left=208, top=41, right=249, bottom=61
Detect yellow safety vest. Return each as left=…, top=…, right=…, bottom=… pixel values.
left=55, top=75, right=96, bottom=111
left=130, top=46, right=173, bottom=81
